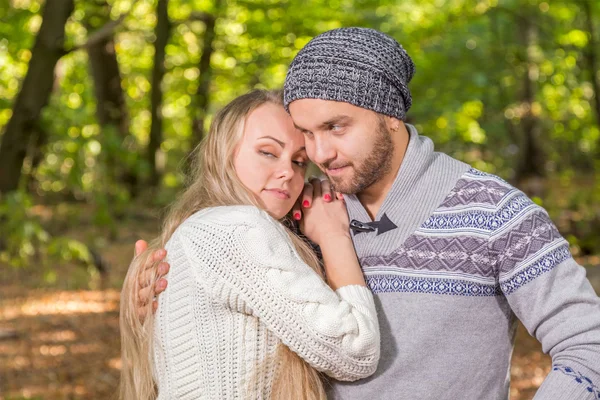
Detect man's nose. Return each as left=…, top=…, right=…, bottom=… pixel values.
left=311, top=137, right=336, bottom=165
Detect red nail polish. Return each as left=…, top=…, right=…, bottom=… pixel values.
left=324, top=194, right=331, bottom=201
left=294, top=212, right=301, bottom=220
left=302, top=200, right=309, bottom=207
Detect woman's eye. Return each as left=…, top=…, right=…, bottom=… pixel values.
left=259, top=150, right=275, bottom=158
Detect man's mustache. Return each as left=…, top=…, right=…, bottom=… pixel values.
left=321, top=161, right=353, bottom=170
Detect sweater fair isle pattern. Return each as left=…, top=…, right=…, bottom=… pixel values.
left=329, top=125, right=600, bottom=400
left=152, top=206, right=380, bottom=399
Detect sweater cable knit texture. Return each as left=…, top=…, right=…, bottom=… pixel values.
left=152, top=206, right=380, bottom=399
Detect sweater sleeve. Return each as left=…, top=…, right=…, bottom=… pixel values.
left=178, top=207, right=380, bottom=381
left=489, top=202, right=600, bottom=400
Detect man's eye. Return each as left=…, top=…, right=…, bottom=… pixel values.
left=293, top=160, right=308, bottom=168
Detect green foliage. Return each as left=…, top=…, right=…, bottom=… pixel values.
left=1, top=0, right=600, bottom=268
left=0, top=191, right=47, bottom=266
left=0, top=191, right=93, bottom=268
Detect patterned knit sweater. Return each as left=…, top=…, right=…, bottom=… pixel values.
left=152, top=206, right=380, bottom=399
left=329, top=125, right=600, bottom=400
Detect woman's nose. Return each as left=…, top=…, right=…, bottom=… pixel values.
left=276, top=159, right=295, bottom=180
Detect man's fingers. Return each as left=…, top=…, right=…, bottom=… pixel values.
left=155, top=278, right=168, bottom=295
left=301, top=181, right=314, bottom=208
left=138, top=307, right=147, bottom=322
left=135, top=240, right=147, bottom=257
left=139, top=266, right=155, bottom=288
left=138, top=278, right=166, bottom=306
left=151, top=249, right=167, bottom=263
left=137, top=285, right=153, bottom=305
left=137, top=301, right=156, bottom=321
left=157, top=262, right=170, bottom=277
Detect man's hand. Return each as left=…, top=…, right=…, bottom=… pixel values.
left=135, top=240, right=170, bottom=320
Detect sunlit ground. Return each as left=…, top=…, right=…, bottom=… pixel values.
left=0, top=288, right=556, bottom=400
left=1, top=204, right=599, bottom=400
left=0, top=290, right=121, bottom=399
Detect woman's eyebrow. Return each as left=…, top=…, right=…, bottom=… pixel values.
left=258, top=136, right=285, bottom=147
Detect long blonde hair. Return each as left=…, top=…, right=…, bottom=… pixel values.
left=119, top=89, right=327, bottom=400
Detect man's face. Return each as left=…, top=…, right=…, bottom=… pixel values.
left=289, top=99, right=395, bottom=194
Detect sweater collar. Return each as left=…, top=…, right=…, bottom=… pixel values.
left=343, top=124, right=470, bottom=257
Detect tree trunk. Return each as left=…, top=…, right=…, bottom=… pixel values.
left=489, top=12, right=519, bottom=146
left=85, top=0, right=138, bottom=194
left=191, top=5, right=219, bottom=145
left=0, top=0, right=74, bottom=194
left=23, top=123, right=49, bottom=192
left=148, top=0, right=171, bottom=186
left=515, top=15, right=545, bottom=189
left=581, top=1, right=600, bottom=135
left=87, top=32, right=127, bottom=136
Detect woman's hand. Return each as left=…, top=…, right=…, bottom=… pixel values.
left=292, top=177, right=365, bottom=290
left=294, top=177, right=348, bottom=246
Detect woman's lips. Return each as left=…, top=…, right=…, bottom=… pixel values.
left=264, top=189, right=290, bottom=199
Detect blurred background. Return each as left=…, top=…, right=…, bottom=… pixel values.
left=0, top=0, right=599, bottom=398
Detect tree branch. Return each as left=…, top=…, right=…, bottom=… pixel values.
left=63, top=8, right=213, bottom=55
left=63, top=0, right=142, bottom=55
left=64, top=14, right=126, bottom=55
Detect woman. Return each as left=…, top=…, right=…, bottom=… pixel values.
left=119, top=90, right=380, bottom=399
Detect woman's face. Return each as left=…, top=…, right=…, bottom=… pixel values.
left=234, top=102, right=309, bottom=219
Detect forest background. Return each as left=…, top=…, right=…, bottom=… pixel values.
left=1, top=0, right=599, bottom=398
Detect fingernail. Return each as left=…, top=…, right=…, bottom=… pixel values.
left=302, top=200, right=309, bottom=208
left=159, top=281, right=167, bottom=289
left=293, top=212, right=301, bottom=220
left=324, top=194, right=331, bottom=201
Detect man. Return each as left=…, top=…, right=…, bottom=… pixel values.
left=137, top=28, right=600, bottom=399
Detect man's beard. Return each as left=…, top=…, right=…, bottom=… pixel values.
left=322, top=118, right=395, bottom=195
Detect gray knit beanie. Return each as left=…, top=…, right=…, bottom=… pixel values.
left=283, top=27, right=415, bottom=121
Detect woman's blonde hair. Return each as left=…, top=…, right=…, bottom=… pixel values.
left=119, top=89, right=327, bottom=400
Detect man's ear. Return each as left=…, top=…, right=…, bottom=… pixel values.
left=385, top=116, right=402, bottom=133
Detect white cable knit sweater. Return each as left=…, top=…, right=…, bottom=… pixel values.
left=152, top=205, right=380, bottom=399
